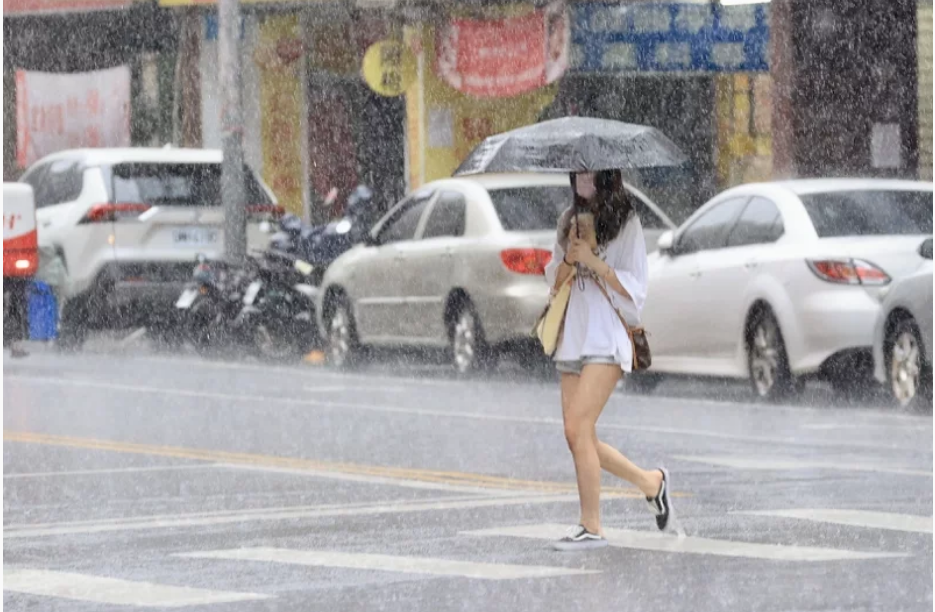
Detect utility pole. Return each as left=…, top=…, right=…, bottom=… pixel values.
left=218, top=0, right=247, bottom=263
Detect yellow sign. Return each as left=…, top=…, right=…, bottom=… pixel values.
left=257, top=15, right=304, bottom=216
left=362, top=39, right=416, bottom=97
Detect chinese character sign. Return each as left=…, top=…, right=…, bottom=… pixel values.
left=435, top=0, right=570, bottom=99
left=15, top=66, right=131, bottom=168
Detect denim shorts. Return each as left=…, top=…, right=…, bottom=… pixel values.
left=555, top=355, right=619, bottom=375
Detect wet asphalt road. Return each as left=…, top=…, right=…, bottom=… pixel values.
left=3, top=346, right=933, bottom=612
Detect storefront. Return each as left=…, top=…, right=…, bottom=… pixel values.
left=545, top=1, right=771, bottom=222
left=402, top=2, right=567, bottom=189
left=3, top=0, right=176, bottom=179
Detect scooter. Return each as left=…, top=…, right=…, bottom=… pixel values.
left=237, top=249, right=320, bottom=361
left=175, top=251, right=319, bottom=360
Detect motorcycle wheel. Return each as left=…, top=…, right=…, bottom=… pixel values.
left=252, top=320, right=301, bottom=362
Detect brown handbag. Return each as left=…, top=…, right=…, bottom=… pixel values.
left=595, top=281, right=652, bottom=371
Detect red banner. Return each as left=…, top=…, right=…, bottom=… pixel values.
left=3, top=0, right=129, bottom=15
left=436, top=1, right=569, bottom=99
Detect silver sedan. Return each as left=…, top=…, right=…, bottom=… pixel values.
left=316, top=173, right=675, bottom=373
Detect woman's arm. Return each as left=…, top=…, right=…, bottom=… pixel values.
left=570, top=217, right=648, bottom=310
left=543, top=208, right=576, bottom=292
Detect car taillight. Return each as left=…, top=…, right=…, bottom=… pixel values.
left=79, top=203, right=151, bottom=224
left=807, top=258, right=891, bottom=286
left=247, top=204, right=285, bottom=220
left=500, top=248, right=552, bottom=275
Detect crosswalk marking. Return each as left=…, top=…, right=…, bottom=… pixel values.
left=2, top=568, right=271, bottom=607
left=674, top=454, right=933, bottom=477
left=3, top=494, right=592, bottom=540
left=464, top=524, right=908, bottom=562
left=176, top=548, right=598, bottom=580
left=740, top=509, right=934, bottom=534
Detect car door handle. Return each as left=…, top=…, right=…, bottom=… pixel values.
left=41, top=220, right=52, bottom=228
left=744, top=260, right=759, bottom=270
left=689, top=270, right=701, bottom=279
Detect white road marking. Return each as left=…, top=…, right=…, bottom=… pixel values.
left=740, top=509, right=934, bottom=534
left=674, top=455, right=933, bottom=477
left=176, top=547, right=598, bottom=580
left=2, top=568, right=270, bottom=607
left=130, top=353, right=928, bottom=418
left=6, top=374, right=907, bottom=451
left=4, top=494, right=485, bottom=532
left=214, top=462, right=521, bottom=496
left=800, top=423, right=919, bottom=431
left=464, top=524, right=908, bottom=562
left=303, top=385, right=407, bottom=394
left=4, top=464, right=217, bottom=480
left=4, top=494, right=587, bottom=540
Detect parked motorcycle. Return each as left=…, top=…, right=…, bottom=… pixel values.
left=239, top=249, right=320, bottom=360
left=174, top=252, right=319, bottom=360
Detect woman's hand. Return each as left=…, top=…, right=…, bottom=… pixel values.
left=566, top=237, right=601, bottom=270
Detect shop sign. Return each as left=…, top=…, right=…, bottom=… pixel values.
left=15, top=67, right=130, bottom=168
left=572, top=2, right=769, bottom=73
left=435, top=0, right=569, bottom=99
left=362, top=39, right=417, bottom=97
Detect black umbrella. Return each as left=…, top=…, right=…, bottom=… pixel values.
left=454, top=117, right=688, bottom=176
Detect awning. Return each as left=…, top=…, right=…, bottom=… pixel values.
left=158, top=0, right=337, bottom=6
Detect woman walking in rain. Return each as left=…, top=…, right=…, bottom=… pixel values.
left=544, top=169, right=672, bottom=551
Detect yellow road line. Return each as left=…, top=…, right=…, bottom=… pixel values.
left=5, top=431, right=689, bottom=498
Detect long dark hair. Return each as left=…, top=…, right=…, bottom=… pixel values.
left=569, top=169, right=635, bottom=247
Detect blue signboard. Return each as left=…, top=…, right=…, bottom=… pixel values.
left=571, top=2, right=770, bottom=73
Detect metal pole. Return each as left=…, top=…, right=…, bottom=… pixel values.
left=218, top=0, right=247, bottom=263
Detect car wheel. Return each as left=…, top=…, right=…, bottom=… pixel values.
left=450, top=300, right=493, bottom=375
left=746, top=308, right=797, bottom=402
left=326, top=297, right=359, bottom=369
left=887, top=318, right=931, bottom=412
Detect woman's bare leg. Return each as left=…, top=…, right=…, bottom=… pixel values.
left=561, top=364, right=620, bottom=535
left=597, top=441, right=663, bottom=497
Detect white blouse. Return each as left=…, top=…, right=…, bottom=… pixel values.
left=543, top=213, right=649, bottom=372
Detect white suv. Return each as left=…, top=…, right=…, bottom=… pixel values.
left=19, top=148, right=280, bottom=347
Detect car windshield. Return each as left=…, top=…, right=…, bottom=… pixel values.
left=104, top=163, right=272, bottom=207
left=800, top=190, right=933, bottom=237
left=489, top=185, right=572, bottom=231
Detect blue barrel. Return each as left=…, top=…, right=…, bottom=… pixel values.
left=27, top=281, right=58, bottom=340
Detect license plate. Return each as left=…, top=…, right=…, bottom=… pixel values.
left=176, top=288, right=199, bottom=309
left=173, top=227, right=219, bottom=245
left=243, top=280, right=262, bottom=305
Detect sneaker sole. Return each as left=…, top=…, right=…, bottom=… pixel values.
left=552, top=538, right=610, bottom=552
left=657, top=467, right=672, bottom=532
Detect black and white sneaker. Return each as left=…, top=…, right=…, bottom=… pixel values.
left=552, top=525, right=609, bottom=552
left=645, top=467, right=672, bottom=531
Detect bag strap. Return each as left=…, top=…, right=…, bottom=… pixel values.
left=594, top=279, right=632, bottom=335
left=595, top=278, right=640, bottom=367
left=550, top=268, right=576, bottom=299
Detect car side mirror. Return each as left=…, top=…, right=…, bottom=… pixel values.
left=657, top=230, right=675, bottom=255
left=919, top=238, right=933, bottom=260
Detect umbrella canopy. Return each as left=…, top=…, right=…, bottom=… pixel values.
left=454, top=117, right=688, bottom=176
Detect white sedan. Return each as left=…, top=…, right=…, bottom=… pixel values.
left=637, top=179, right=933, bottom=401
